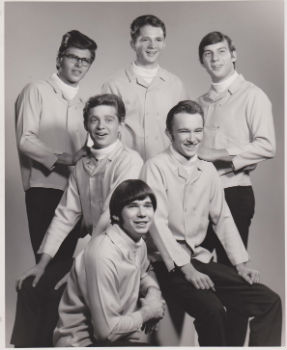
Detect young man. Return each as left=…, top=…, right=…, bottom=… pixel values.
left=12, top=30, right=97, bottom=347
left=54, top=179, right=165, bottom=347
left=12, top=94, right=143, bottom=347
left=197, top=31, right=276, bottom=345
left=102, top=14, right=187, bottom=160
left=141, top=100, right=281, bottom=346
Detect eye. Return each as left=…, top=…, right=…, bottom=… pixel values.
left=219, top=48, right=227, bottom=54
left=144, top=203, right=153, bottom=208
left=203, top=51, right=211, bottom=58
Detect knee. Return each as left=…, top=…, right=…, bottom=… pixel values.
left=197, top=300, right=226, bottom=323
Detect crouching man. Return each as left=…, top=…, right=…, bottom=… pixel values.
left=53, top=179, right=165, bottom=346
left=141, top=100, right=282, bottom=346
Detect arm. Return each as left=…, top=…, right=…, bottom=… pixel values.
left=92, top=153, right=143, bottom=237
left=198, top=90, right=276, bottom=170
left=208, top=165, right=249, bottom=265
left=84, top=248, right=163, bottom=342
left=140, top=162, right=190, bottom=271
left=15, top=83, right=87, bottom=168
left=38, top=168, right=82, bottom=258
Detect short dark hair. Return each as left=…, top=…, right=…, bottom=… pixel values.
left=198, top=31, right=236, bottom=64
left=130, top=15, right=166, bottom=42
left=83, top=94, right=126, bottom=125
left=166, top=100, right=204, bottom=134
left=110, top=179, right=157, bottom=224
left=57, top=30, right=97, bottom=64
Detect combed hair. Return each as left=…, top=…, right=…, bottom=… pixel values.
left=198, top=31, right=235, bottom=64
left=130, top=14, right=166, bottom=42
left=166, top=100, right=204, bottom=134
left=83, top=94, right=126, bottom=124
left=110, top=179, right=157, bottom=224
left=57, top=30, right=97, bottom=63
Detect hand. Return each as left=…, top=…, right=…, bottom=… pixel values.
left=236, top=263, right=260, bottom=285
left=141, top=319, right=160, bottom=334
left=180, top=263, right=216, bottom=291
left=198, top=145, right=232, bottom=163
left=140, top=296, right=165, bottom=322
left=16, top=264, right=45, bottom=290
left=56, top=147, right=88, bottom=166
left=242, top=163, right=257, bottom=173
left=54, top=272, right=69, bottom=290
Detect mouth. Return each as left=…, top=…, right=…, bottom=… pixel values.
left=145, top=50, right=158, bottom=57
left=134, top=221, right=149, bottom=227
left=94, top=132, right=108, bottom=139
left=71, top=69, right=83, bottom=76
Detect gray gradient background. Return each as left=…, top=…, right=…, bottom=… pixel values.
left=4, top=0, right=285, bottom=347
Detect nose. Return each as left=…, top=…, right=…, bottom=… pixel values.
left=211, top=52, right=219, bottom=62
left=96, top=119, right=104, bottom=129
left=137, top=205, right=146, bottom=217
left=187, top=132, right=196, bottom=143
left=148, top=39, right=156, bottom=48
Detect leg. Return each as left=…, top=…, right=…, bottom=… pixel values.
left=202, top=186, right=255, bottom=345
left=11, top=259, right=73, bottom=347
left=195, top=260, right=282, bottom=346
left=25, top=187, right=64, bottom=261
left=154, top=262, right=228, bottom=346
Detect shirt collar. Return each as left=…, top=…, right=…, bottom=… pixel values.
left=205, top=74, right=246, bottom=101
left=169, top=145, right=198, bottom=166
left=46, top=74, right=83, bottom=105
left=82, top=140, right=124, bottom=176
left=106, top=224, right=144, bottom=259
left=90, top=139, right=121, bottom=160
left=125, top=63, right=169, bottom=84
left=167, top=145, right=203, bottom=182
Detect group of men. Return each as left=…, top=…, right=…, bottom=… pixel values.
left=11, top=14, right=281, bottom=348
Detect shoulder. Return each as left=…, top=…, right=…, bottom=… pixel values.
left=103, top=68, right=128, bottom=85
left=143, top=150, right=170, bottom=173
left=159, top=67, right=183, bottom=84
left=241, top=79, right=271, bottom=103
left=117, top=145, right=143, bottom=164
left=17, top=79, right=49, bottom=98
left=85, top=233, right=117, bottom=267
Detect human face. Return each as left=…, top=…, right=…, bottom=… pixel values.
left=57, top=47, right=92, bottom=86
left=168, top=112, right=203, bottom=159
left=201, top=39, right=236, bottom=83
left=120, top=197, right=155, bottom=242
left=131, top=25, right=166, bottom=68
left=85, top=105, right=121, bottom=149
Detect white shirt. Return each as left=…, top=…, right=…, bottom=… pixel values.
left=54, top=224, right=159, bottom=346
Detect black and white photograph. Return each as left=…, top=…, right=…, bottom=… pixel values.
left=2, top=0, right=285, bottom=348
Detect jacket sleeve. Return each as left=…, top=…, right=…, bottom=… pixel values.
left=229, top=88, right=276, bottom=170
left=140, top=161, right=190, bottom=271
left=84, top=248, right=143, bottom=342
left=15, top=83, right=58, bottom=170
left=38, top=167, right=82, bottom=257
left=208, top=165, right=249, bottom=265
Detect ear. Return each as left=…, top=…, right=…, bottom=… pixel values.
left=165, top=128, right=173, bottom=142
left=231, top=49, right=237, bottom=63
left=112, top=215, right=119, bottom=222
left=118, top=122, right=125, bottom=139
left=130, top=39, right=136, bottom=51
left=56, top=55, right=62, bottom=70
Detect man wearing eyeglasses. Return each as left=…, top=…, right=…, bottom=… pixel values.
left=12, top=30, right=97, bottom=347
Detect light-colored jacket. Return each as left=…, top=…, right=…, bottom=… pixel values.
left=102, top=64, right=187, bottom=160
left=38, top=142, right=143, bottom=258
left=141, top=146, right=249, bottom=272
left=198, top=74, right=276, bottom=188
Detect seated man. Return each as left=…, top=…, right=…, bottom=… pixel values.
left=54, top=179, right=165, bottom=347
left=141, top=100, right=282, bottom=346
left=14, top=94, right=143, bottom=347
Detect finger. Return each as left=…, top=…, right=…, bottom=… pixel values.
left=206, top=277, right=216, bottom=292
left=17, top=276, right=26, bottom=291
left=197, top=278, right=207, bottom=290
left=54, top=280, right=62, bottom=290
left=32, top=274, right=41, bottom=287
left=242, top=273, right=253, bottom=285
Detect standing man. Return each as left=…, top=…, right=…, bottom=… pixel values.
left=12, top=30, right=97, bottom=347
left=141, top=100, right=281, bottom=346
left=54, top=179, right=165, bottom=347
left=102, top=14, right=187, bottom=161
left=13, top=94, right=143, bottom=347
left=197, top=31, right=276, bottom=345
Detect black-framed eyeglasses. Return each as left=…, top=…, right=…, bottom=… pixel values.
left=62, top=54, right=92, bottom=67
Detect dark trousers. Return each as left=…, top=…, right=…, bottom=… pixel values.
left=153, top=260, right=281, bottom=346
left=202, top=185, right=255, bottom=345
left=11, top=187, right=81, bottom=347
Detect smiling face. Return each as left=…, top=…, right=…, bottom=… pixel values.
left=57, top=47, right=92, bottom=86
left=201, top=39, right=236, bottom=83
left=120, top=196, right=155, bottom=242
left=85, top=105, right=121, bottom=149
left=131, top=25, right=166, bottom=68
left=168, top=112, right=204, bottom=159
